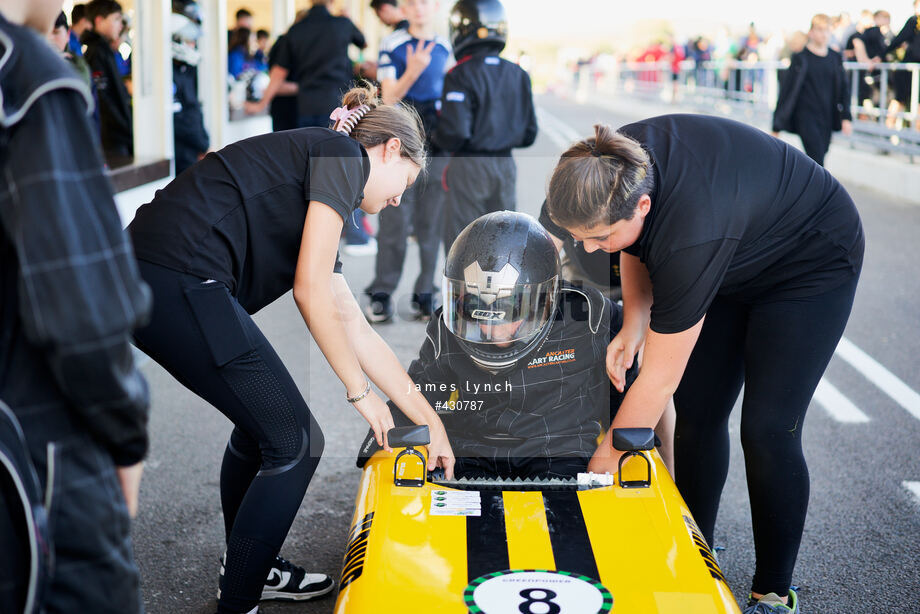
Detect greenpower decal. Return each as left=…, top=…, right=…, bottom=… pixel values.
left=464, top=569, right=613, bottom=614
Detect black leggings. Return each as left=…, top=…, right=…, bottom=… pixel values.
left=133, top=261, right=323, bottom=614
left=673, top=275, right=859, bottom=597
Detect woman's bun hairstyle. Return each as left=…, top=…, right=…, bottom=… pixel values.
left=546, top=124, right=654, bottom=230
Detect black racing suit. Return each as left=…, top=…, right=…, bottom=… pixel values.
left=433, top=45, right=538, bottom=249
left=359, top=285, right=636, bottom=479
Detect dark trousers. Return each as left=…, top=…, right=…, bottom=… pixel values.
left=7, top=405, right=143, bottom=613
left=366, top=154, right=448, bottom=297
left=795, top=115, right=832, bottom=167
left=133, top=261, right=324, bottom=614
left=673, top=274, right=860, bottom=596
left=442, top=155, right=517, bottom=250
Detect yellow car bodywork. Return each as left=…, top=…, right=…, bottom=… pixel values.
left=334, top=445, right=741, bottom=614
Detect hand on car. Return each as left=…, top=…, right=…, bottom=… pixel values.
left=426, top=421, right=456, bottom=480
left=587, top=429, right=626, bottom=476
left=353, top=390, right=395, bottom=452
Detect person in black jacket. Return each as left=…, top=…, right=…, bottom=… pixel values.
left=0, top=3, right=152, bottom=612
left=772, top=13, right=852, bottom=167
left=171, top=0, right=209, bottom=176
left=82, top=0, right=132, bottom=161
left=433, top=0, right=537, bottom=249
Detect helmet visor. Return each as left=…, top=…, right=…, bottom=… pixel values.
left=442, top=276, right=557, bottom=345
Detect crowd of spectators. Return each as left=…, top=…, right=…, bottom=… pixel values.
left=598, top=1, right=920, bottom=130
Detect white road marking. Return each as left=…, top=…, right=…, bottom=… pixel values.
left=813, top=378, right=871, bottom=423
left=836, top=337, right=920, bottom=422
left=903, top=481, right=920, bottom=506
left=537, top=107, right=581, bottom=146
left=536, top=115, right=570, bottom=149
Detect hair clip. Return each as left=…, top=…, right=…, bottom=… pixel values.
left=330, top=104, right=370, bottom=135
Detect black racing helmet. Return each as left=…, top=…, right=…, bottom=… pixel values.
left=448, top=0, right=508, bottom=57
left=442, top=211, right=560, bottom=373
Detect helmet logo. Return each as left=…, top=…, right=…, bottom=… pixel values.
left=471, top=309, right=506, bottom=321
left=477, top=26, right=489, bottom=39
left=463, top=262, right=520, bottom=305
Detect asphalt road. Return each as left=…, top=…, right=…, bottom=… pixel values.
left=133, top=94, right=920, bottom=613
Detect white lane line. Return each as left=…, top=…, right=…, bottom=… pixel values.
left=536, top=107, right=581, bottom=146
left=836, top=337, right=920, bottom=422
left=903, top=481, right=920, bottom=506
left=537, top=117, right=570, bottom=149
left=814, top=378, right=871, bottom=423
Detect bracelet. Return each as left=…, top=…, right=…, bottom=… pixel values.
left=346, top=381, right=371, bottom=404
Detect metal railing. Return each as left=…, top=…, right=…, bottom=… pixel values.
left=595, top=59, right=920, bottom=161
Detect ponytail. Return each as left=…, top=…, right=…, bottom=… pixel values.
left=546, top=124, right=654, bottom=229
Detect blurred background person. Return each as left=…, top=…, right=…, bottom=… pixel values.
left=228, top=6, right=252, bottom=44
left=171, top=0, right=209, bottom=176
left=111, top=15, right=131, bottom=95
left=69, top=2, right=90, bottom=56
left=773, top=13, right=852, bottom=166
left=364, top=0, right=453, bottom=322
left=246, top=0, right=366, bottom=128
left=371, top=0, right=408, bottom=30
left=227, top=26, right=253, bottom=79
left=83, top=0, right=133, bottom=161
left=253, top=28, right=270, bottom=72
left=47, top=10, right=92, bottom=87
left=265, top=27, right=300, bottom=132
left=881, top=0, right=920, bottom=130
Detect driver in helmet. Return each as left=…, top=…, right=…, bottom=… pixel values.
left=360, top=211, right=644, bottom=479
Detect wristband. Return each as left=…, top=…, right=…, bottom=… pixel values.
left=347, top=381, right=371, bottom=404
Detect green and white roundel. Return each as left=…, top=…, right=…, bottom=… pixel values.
left=464, top=569, right=613, bottom=614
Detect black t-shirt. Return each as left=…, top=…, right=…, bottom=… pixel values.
left=130, top=128, right=370, bottom=313
left=861, top=26, right=887, bottom=60
left=275, top=5, right=366, bottom=117
left=794, top=48, right=837, bottom=127
left=845, top=31, right=860, bottom=56
left=620, top=114, right=864, bottom=334
left=538, top=200, right=621, bottom=288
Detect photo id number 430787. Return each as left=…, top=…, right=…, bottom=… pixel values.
left=435, top=400, right=483, bottom=411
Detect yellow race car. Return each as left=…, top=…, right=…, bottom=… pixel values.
left=335, top=426, right=741, bottom=614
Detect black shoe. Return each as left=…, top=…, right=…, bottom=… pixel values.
left=363, top=291, right=394, bottom=323
left=261, top=556, right=335, bottom=602
left=411, top=291, right=440, bottom=321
